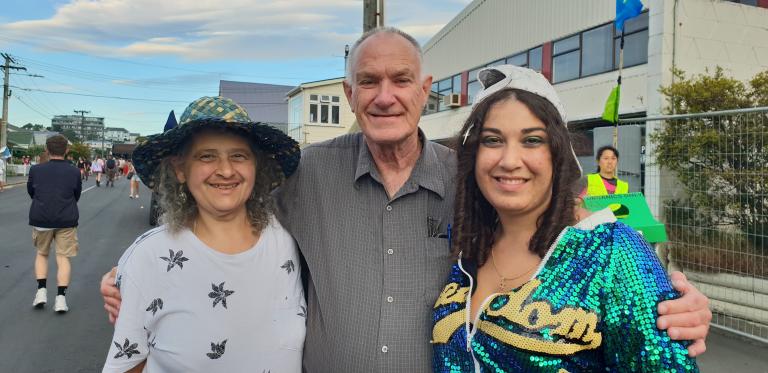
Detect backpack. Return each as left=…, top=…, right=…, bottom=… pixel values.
left=106, top=159, right=116, bottom=169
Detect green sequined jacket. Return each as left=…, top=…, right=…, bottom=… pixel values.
left=432, top=217, right=699, bottom=372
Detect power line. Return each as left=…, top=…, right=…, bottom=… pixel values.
left=14, top=96, right=51, bottom=121
left=10, top=85, right=190, bottom=103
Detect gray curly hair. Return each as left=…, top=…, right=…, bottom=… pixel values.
left=153, top=130, right=284, bottom=235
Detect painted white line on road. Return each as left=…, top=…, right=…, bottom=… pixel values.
left=82, top=185, right=97, bottom=193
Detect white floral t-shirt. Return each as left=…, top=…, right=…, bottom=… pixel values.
left=103, top=216, right=305, bottom=373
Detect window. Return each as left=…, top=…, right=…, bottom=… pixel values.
left=434, top=74, right=462, bottom=112
left=582, top=24, right=613, bottom=76
left=553, top=35, right=580, bottom=83
left=528, top=46, right=543, bottom=72
left=487, top=58, right=505, bottom=67
left=552, top=12, right=648, bottom=83
left=309, top=94, right=341, bottom=124
left=309, top=104, right=318, bottom=123
left=332, top=106, right=340, bottom=124
left=506, top=53, right=527, bottom=67
left=614, top=12, right=649, bottom=68
left=466, top=66, right=483, bottom=105
left=726, top=0, right=758, bottom=5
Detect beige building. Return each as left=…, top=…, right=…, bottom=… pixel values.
left=286, top=77, right=355, bottom=145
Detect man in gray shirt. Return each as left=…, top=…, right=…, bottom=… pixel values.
left=102, top=27, right=711, bottom=372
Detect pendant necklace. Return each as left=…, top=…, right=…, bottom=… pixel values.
left=489, top=249, right=539, bottom=292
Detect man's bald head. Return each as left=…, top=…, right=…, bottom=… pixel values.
left=345, top=27, right=424, bottom=84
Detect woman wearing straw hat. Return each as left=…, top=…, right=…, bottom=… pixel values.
left=431, top=66, right=698, bottom=372
left=102, top=97, right=304, bottom=373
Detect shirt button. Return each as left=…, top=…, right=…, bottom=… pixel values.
left=387, top=248, right=394, bottom=255
left=386, top=205, right=392, bottom=211
left=387, top=296, right=394, bottom=303
left=381, top=345, right=388, bottom=353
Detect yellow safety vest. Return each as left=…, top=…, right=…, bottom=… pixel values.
left=586, top=173, right=628, bottom=197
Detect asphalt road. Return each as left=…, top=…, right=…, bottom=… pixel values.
left=1, top=176, right=767, bottom=372
left=0, top=176, right=153, bottom=373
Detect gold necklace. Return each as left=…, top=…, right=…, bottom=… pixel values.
left=489, top=249, right=540, bottom=292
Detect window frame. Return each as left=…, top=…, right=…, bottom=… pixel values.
left=308, top=94, right=341, bottom=125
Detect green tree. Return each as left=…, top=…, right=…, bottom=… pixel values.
left=68, top=143, right=91, bottom=160
left=653, top=67, right=768, bottom=249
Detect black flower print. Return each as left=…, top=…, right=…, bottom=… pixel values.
left=113, top=338, right=140, bottom=359
left=297, top=305, right=307, bottom=317
left=280, top=259, right=295, bottom=274
left=208, top=282, right=235, bottom=309
left=206, top=339, right=227, bottom=359
left=160, top=249, right=189, bottom=272
left=146, top=298, right=163, bottom=316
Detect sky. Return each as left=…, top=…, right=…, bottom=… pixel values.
left=0, top=0, right=472, bottom=136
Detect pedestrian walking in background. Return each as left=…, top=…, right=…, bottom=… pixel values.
left=92, top=155, right=104, bottom=187
left=28, top=134, right=82, bottom=313
left=105, top=155, right=117, bottom=187
left=77, top=157, right=86, bottom=180
left=127, top=161, right=139, bottom=199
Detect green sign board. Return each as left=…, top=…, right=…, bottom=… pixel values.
left=583, top=192, right=668, bottom=243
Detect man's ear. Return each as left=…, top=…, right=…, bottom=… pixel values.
left=343, top=80, right=355, bottom=113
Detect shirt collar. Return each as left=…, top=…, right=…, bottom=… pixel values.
left=354, top=129, right=447, bottom=199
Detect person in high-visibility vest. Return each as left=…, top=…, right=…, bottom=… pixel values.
left=581, top=145, right=628, bottom=197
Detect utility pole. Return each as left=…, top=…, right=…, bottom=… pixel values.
left=363, top=0, right=385, bottom=32
left=74, top=109, right=89, bottom=143
left=1, top=53, right=27, bottom=152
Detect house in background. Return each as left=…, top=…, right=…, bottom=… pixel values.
left=286, top=77, right=355, bottom=145
left=219, top=80, right=295, bottom=134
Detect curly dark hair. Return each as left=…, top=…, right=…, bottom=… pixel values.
left=595, top=145, right=619, bottom=173
left=452, top=88, right=581, bottom=264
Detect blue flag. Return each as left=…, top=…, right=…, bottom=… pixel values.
left=616, top=0, right=644, bottom=32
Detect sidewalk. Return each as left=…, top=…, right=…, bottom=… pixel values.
left=2, top=174, right=28, bottom=189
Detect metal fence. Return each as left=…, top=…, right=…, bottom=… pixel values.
left=619, top=107, right=768, bottom=343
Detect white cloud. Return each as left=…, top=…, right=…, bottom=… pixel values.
left=0, top=0, right=471, bottom=61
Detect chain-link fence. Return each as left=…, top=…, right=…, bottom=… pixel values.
left=619, top=107, right=768, bottom=343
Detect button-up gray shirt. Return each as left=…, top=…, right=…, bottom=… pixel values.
left=275, top=132, right=456, bottom=372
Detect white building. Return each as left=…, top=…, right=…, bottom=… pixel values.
left=419, top=0, right=768, bottom=208
left=286, top=77, right=356, bottom=145
left=51, top=115, right=105, bottom=141
left=104, top=127, right=131, bottom=143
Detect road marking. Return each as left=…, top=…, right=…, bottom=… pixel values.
left=82, top=185, right=97, bottom=193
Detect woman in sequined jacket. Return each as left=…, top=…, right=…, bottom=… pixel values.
left=431, top=65, right=699, bottom=372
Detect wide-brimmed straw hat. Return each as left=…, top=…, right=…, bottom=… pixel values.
left=132, top=96, right=300, bottom=189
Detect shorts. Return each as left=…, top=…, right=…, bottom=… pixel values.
left=32, top=228, right=79, bottom=257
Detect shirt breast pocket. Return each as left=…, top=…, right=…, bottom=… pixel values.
left=422, top=237, right=453, bottom=307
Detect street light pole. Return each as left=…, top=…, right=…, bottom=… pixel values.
left=74, top=109, right=89, bottom=143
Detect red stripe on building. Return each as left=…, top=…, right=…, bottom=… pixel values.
left=541, top=42, right=553, bottom=82
left=461, top=70, right=469, bottom=106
